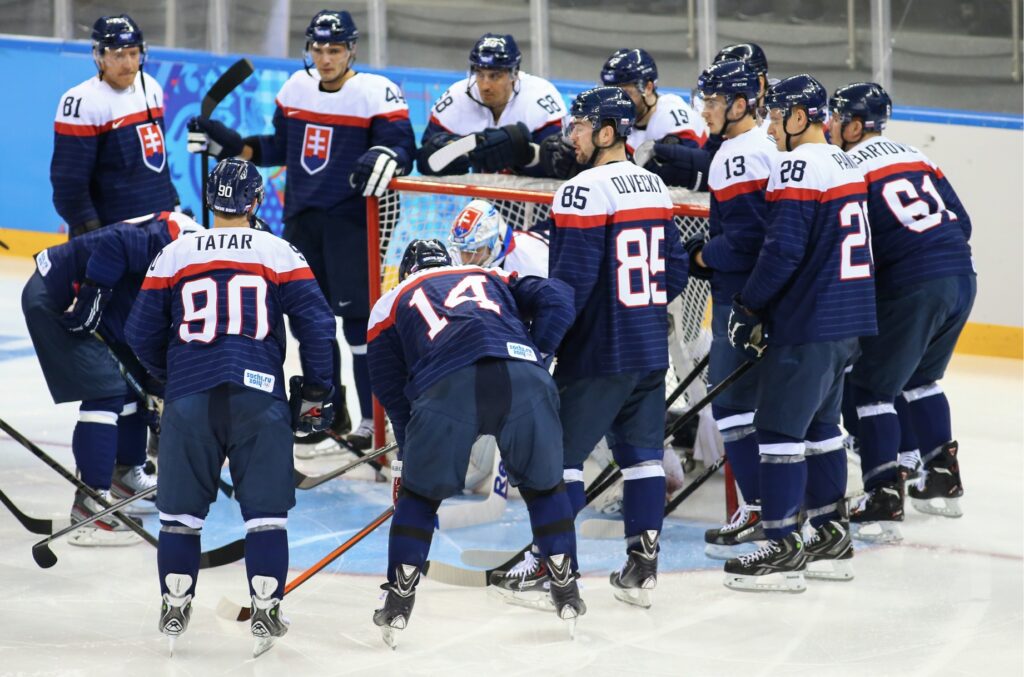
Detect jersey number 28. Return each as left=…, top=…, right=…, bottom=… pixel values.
left=616, top=227, right=667, bottom=307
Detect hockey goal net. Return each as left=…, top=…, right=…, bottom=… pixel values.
left=366, top=174, right=733, bottom=511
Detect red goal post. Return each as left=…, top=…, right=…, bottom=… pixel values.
left=366, top=174, right=737, bottom=515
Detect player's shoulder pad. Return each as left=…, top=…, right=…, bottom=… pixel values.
left=275, top=69, right=317, bottom=107
left=848, top=134, right=938, bottom=178
left=516, top=72, right=566, bottom=130
left=140, top=72, right=164, bottom=99
left=710, top=127, right=776, bottom=192
left=648, top=92, right=705, bottom=138
left=428, top=77, right=474, bottom=125
left=767, top=144, right=864, bottom=201
left=350, top=72, right=410, bottom=115
left=550, top=169, right=612, bottom=220
left=54, top=78, right=107, bottom=127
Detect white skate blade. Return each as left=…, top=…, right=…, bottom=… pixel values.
left=253, top=636, right=277, bottom=658
left=560, top=612, right=578, bottom=640
left=850, top=520, right=903, bottom=544
left=68, top=526, right=143, bottom=547
left=487, top=585, right=555, bottom=612
left=806, top=559, right=855, bottom=581
left=704, top=541, right=762, bottom=561
left=118, top=499, right=158, bottom=515
left=612, top=585, right=652, bottom=609
left=167, top=635, right=176, bottom=657
left=911, top=496, right=963, bottom=518
left=723, top=570, right=807, bottom=593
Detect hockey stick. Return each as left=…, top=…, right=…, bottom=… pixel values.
left=578, top=456, right=727, bottom=540
left=663, top=360, right=755, bottom=443
left=217, top=505, right=394, bottom=622
left=436, top=446, right=508, bottom=530
left=32, top=485, right=158, bottom=568
left=427, top=134, right=478, bottom=172
left=0, top=487, right=65, bottom=535
left=665, top=353, right=710, bottom=410
left=294, top=442, right=395, bottom=490
left=0, top=417, right=244, bottom=569
left=199, top=58, right=255, bottom=228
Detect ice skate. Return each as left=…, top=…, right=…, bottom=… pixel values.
left=849, top=482, right=904, bottom=543
left=250, top=576, right=289, bottom=658
left=68, top=488, right=142, bottom=547
left=704, top=502, right=765, bottom=560
left=110, top=463, right=157, bottom=514
left=609, top=530, right=659, bottom=609
left=909, top=441, right=963, bottom=518
left=344, top=418, right=374, bottom=452
left=158, top=574, right=193, bottom=657
left=373, top=564, right=420, bottom=650
left=723, top=531, right=807, bottom=593
left=547, top=554, right=585, bottom=639
left=294, top=417, right=370, bottom=460
left=803, top=520, right=855, bottom=581
left=488, top=550, right=554, bottom=611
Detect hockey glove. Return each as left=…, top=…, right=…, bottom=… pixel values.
left=727, top=295, right=768, bottom=361
left=469, top=122, right=534, bottom=173
left=350, top=146, right=401, bottom=197
left=61, top=280, right=111, bottom=334
left=289, top=375, right=336, bottom=435
left=538, top=134, right=586, bottom=179
left=418, top=133, right=472, bottom=175
left=187, top=116, right=244, bottom=160
left=683, top=235, right=712, bottom=281
left=390, top=459, right=402, bottom=505
left=648, top=138, right=714, bottom=192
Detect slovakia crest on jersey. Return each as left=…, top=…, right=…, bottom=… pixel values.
left=136, top=122, right=166, bottom=173
left=301, top=123, right=333, bottom=175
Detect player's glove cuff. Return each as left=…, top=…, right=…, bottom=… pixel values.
left=61, top=280, right=112, bottom=335
left=727, top=295, right=768, bottom=361
left=187, top=116, right=243, bottom=160
left=350, top=146, right=401, bottom=197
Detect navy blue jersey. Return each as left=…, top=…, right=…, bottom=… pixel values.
left=50, top=72, right=178, bottom=229
left=126, top=227, right=335, bottom=403
left=742, top=143, right=877, bottom=344
left=847, top=135, right=974, bottom=290
left=32, top=212, right=201, bottom=344
left=549, top=161, right=688, bottom=379
left=366, top=265, right=574, bottom=444
left=251, top=71, right=415, bottom=220
left=703, top=126, right=778, bottom=303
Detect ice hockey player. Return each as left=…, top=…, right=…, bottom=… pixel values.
left=722, top=75, right=876, bottom=592
left=601, top=48, right=707, bottom=179
left=447, top=199, right=549, bottom=278
left=641, top=42, right=770, bottom=192
left=417, top=33, right=573, bottom=179
left=187, top=10, right=415, bottom=454
left=491, top=86, right=688, bottom=610
left=21, top=211, right=202, bottom=544
left=126, top=159, right=336, bottom=657
left=685, top=59, right=778, bottom=560
left=51, top=14, right=179, bottom=237
left=367, top=239, right=584, bottom=647
left=830, top=82, right=975, bottom=532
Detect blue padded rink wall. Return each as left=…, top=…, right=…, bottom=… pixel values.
left=0, top=36, right=1022, bottom=676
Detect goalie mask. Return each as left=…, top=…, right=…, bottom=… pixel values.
left=448, top=200, right=512, bottom=267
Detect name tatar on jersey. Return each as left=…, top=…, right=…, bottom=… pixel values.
left=429, top=72, right=564, bottom=136
left=275, top=70, right=410, bottom=175
left=626, top=93, right=708, bottom=153
left=708, top=126, right=777, bottom=199
left=54, top=72, right=166, bottom=173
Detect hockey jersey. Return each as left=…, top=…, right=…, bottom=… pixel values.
left=420, top=72, right=565, bottom=176
left=367, top=265, right=574, bottom=444
left=127, top=227, right=336, bottom=402
left=33, top=212, right=201, bottom=345
left=703, top=126, right=778, bottom=303
left=741, top=143, right=877, bottom=344
left=51, top=72, right=178, bottom=229
left=846, top=136, right=973, bottom=290
left=252, top=70, right=416, bottom=220
left=549, top=161, right=688, bottom=378
left=625, top=92, right=708, bottom=154
left=500, top=230, right=549, bottom=278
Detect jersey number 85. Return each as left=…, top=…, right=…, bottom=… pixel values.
left=616, top=227, right=667, bottom=307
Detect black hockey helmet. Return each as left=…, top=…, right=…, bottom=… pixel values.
left=399, top=239, right=452, bottom=281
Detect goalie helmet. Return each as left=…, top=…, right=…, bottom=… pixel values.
left=399, top=239, right=453, bottom=281
left=569, top=86, right=636, bottom=139
left=91, top=14, right=145, bottom=66
left=305, top=10, right=359, bottom=46
left=469, top=33, right=521, bottom=72
left=206, top=159, right=264, bottom=216
left=448, top=200, right=512, bottom=267
left=600, top=48, right=658, bottom=88
left=713, top=42, right=769, bottom=77
left=830, top=82, right=892, bottom=131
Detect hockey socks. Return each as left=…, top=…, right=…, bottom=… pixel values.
left=713, top=405, right=760, bottom=503
left=388, top=489, right=441, bottom=582
left=758, top=432, right=807, bottom=540
left=158, top=518, right=201, bottom=598
left=563, top=465, right=586, bottom=516
left=73, top=396, right=122, bottom=489
left=852, top=387, right=899, bottom=490
left=621, top=461, right=666, bottom=540
left=116, top=398, right=148, bottom=467
left=804, top=438, right=847, bottom=527
left=520, top=482, right=577, bottom=564
left=243, top=517, right=288, bottom=601
left=903, top=382, right=953, bottom=464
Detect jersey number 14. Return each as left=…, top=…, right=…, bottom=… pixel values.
left=409, top=275, right=500, bottom=340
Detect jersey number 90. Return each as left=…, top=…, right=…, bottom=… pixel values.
left=179, top=275, right=269, bottom=343
left=616, top=227, right=667, bottom=307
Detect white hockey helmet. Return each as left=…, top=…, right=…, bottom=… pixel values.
left=448, top=199, right=511, bottom=267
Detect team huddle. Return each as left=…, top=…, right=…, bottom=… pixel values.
left=28, top=7, right=974, bottom=658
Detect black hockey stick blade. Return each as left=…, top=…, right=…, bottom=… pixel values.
left=201, top=58, right=254, bottom=117
left=294, top=443, right=395, bottom=490
left=31, top=541, right=58, bottom=569
left=199, top=537, right=246, bottom=569
left=0, top=487, right=54, bottom=535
